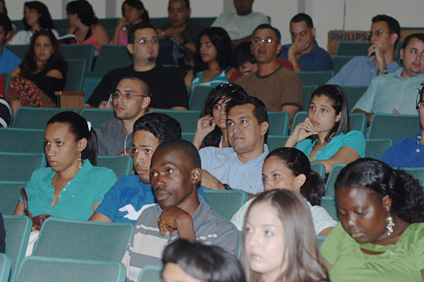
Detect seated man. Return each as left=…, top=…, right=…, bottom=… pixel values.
left=199, top=95, right=269, bottom=195
left=211, top=0, right=269, bottom=46
left=278, top=13, right=332, bottom=72
left=84, top=22, right=188, bottom=111
left=0, top=14, right=20, bottom=73
left=90, top=113, right=181, bottom=223
left=328, top=15, right=400, bottom=86
left=122, top=139, right=239, bottom=281
left=97, top=76, right=150, bottom=156
left=352, top=33, right=424, bottom=124
left=380, top=85, right=424, bottom=168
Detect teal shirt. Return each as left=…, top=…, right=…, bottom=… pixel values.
left=22, top=160, right=118, bottom=220
left=295, top=130, right=365, bottom=161
left=321, top=222, right=424, bottom=282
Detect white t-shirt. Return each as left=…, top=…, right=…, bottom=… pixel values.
left=211, top=11, right=269, bottom=40
left=231, top=197, right=337, bottom=235
left=9, top=29, right=60, bottom=45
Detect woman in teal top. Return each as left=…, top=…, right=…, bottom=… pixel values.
left=13, top=111, right=118, bottom=221
left=285, top=85, right=365, bottom=173
left=321, top=158, right=424, bottom=282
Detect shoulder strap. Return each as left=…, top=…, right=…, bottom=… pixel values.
left=20, top=188, right=33, bottom=218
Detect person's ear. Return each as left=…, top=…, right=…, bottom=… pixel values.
left=260, top=121, right=269, bottom=136
left=311, top=27, right=316, bottom=38
left=335, top=111, right=342, bottom=123
left=294, top=173, right=306, bottom=189
left=78, top=138, right=88, bottom=152
left=187, top=8, right=192, bottom=17
left=141, top=95, right=151, bottom=109
left=127, top=43, right=134, bottom=55
left=390, top=33, right=398, bottom=45
left=191, top=167, right=201, bottom=184
left=400, top=48, right=404, bottom=61
left=276, top=43, right=282, bottom=55
left=382, top=195, right=392, bottom=212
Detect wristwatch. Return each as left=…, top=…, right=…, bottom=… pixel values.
left=223, top=184, right=232, bottom=190
left=378, top=67, right=388, bottom=74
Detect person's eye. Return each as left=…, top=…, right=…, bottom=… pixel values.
left=338, top=210, right=346, bottom=217
left=205, top=42, right=212, bottom=47
left=139, top=39, right=146, bottom=44
left=411, top=49, right=417, bottom=54
left=145, top=148, right=153, bottom=154
left=166, top=168, right=173, bottom=174
left=244, top=226, right=252, bottom=233
left=151, top=39, right=158, bottom=44
left=227, top=121, right=234, bottom=127
left=44, top=140, right=50, bottom=146
left=272, top=173, right=280, bottom=179
left=214, top=104, right=221, bottom=110
left=151, top=171, right=158, bottom=178
left=126, top=93, right=134, bottom=99
left=240, top=120, right=247, bottom=124
left=265, top=230, right=273, bottom=236
left=309, top=106, right=315, bottom=111
left=133, top=147, right=139, bottom=153
left=355, top=210, right=365, bottom=216
left=322, top=108, right=328, bottom=113
left=56, top=141, right=63, bottom=146
left=262, top=176, right=267, bottom=183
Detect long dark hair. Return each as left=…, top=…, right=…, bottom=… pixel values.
left=335, top=158, right=424, bottom=223
left=66, top=0, right=98, bottom=26
left=201, top=83, right=248, bottom=147
left=265, top=147, right=325, bottom=205
left=309, top=84, right=349, bottom=143
left=20, top=29, right=68, bottom=79
left=23, top=1, right=54, bottom=30
left=47, top=111, right=98, bottom=166
left=122, top=0, right=149, bottom=24
left=193, top=27, right=233, bottom=75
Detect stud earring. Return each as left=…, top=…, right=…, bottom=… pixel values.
left=386, top=212, right=395, bottom=236
left=78, top=152, right=82, bottom=169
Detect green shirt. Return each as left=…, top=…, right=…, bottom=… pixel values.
left=22, top=160, right=118, bottom=220
left=321, top=222, right=424, bottom=282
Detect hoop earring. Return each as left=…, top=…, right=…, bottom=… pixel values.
left=386, top=212, right=395, bottom=236
left=78, top=152, right=82, bottom=169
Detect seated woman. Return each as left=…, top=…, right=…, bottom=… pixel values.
left=232, top=147, right=336, bottom=236
left=321, top=158, right=424, bottom=281
left=66, top=1, right=109, bottom=51
left=242, top=189, right=329, bottom=282
left=193, top=83, right=248, bottom=149
left=8, top=29, right=68, bottom=113
left=285, top=84, right=365, bottom=173
left=13, top=111, right=118, bottom=221
left=184, top=27, right=235, bottom=91
left=162, top=239, right=246, bottom=282
left=8, top=1, right=59, bottom=45
left=111, top=0, right=149, bottom=45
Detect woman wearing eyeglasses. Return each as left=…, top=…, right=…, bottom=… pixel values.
left=184, top=27, right=235, bottom=91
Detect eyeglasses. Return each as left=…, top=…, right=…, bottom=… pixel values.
left=137, top=38, right=158, bottom=45
left=367, top=30, right=387, bottom=40
left=110, top=91, right=148, bottom=100
left=252, top=38, right=275, bottom=45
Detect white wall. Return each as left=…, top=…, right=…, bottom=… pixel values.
left=6, top=0, right=424, bottom=48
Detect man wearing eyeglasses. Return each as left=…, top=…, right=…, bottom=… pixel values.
left=353, top=33, right=424, bottom=124
left=84, top=22, right=188, bottom=111
left=236, top=24, right=302, bottom=123
left=278, top=13, right=332, bottom=72
left=380, top=85, right=424, bottom=168
left=328, top=15, right=400, bottom=86
left=96, top=76, right=150, bottom=156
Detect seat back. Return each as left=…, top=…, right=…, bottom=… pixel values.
left=0, top=254, right=11, bottom=282
left=12, top=107, right=78, bottom=129
left=33, top=218, right=133, bottom=261
left=336, top=42, right=370, bottom=56
left=80, top=108, right=115, bottom=129
left=137, top=265, right=163, bottom=282
left=0, top=152, right=46, bottom=181
left=296, top=71, right=334, bottom=87
left=90, top=45, right=133, bottom=77
left=15, top=256, right=126, bottom=282
left=181, top=132, right=195, bottom=143
left=320, top=196, right=338, bottom=221
left=188, top=85, right=214, bottom=110
left=150, top=109, right=200, bottom=133
left=3, top=216, right=32, bottom=282
left=311, top=163, right=326, bottom=180
left=6, top=44, right=29, bottom=59
left=0, top=128, right=45, bottom=153
left=97, top=155, right=134, bottom=179
left=402, top=167, right=424, bottom=185
left=64, top=59, right=86, bottom=92
left=316, top=236, right=327, bottom=247
left=343, top=86, right=368, bottom=112
left=267, top=135, right=289, bottom=152
left=0, top=181, right=28, bottom=215
left=60, top=45, right=94, bottom=72
left=325, top=164, right=346, bottom=197
left=365, top=139, right=393, bottom=159
left=369, top=114, right=420, bottom=143
left=332, top=56, right=353, bottom=74
left=1, top=73, right=10, bottom=99
left=82, top=77, right=102, bottom=103
left=202, top=190, right=248, bottom=220
left=267, top=111, right=290, bottom=136
left=302, top=85, right=317, bottom=111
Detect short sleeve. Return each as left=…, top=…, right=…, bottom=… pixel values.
left=94, top=179, right=122, bottom=221
left=311, top=205, right=337, bottom=235
left=91, top=168, right=118, bottom=203
left=231, top=199, right=253, bottom=231
left=351, top=79, right=377, bottom=113
left=294, top=139, right=314, bottom=159
left=340, top=130, right=366, bottom=157
left=327, top=57, right=356, bottom=85
left=379, top=141, right=401, bottom=167
left=320, top=222, right=345, bottom=265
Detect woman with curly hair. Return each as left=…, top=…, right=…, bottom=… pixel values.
left=184, top=27, right=235, bottom=91
left=8, top=29, right=68, bottom=113
left=321, top=158, right=424, bottom=281
left=66, top=0, right=109, bottom=51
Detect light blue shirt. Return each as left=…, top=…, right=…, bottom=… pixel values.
left=295, top=130, right=365, bottom=161
left=199, top=145, right=269, bottom=194
left=22, top=160, right=118, bottom=220
left=327, top=56, right=400, bottom=86
left=352, top=67, right=424, bottom=115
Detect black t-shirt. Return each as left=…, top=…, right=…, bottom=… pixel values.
left=87, top=65, right=189, bottom=109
